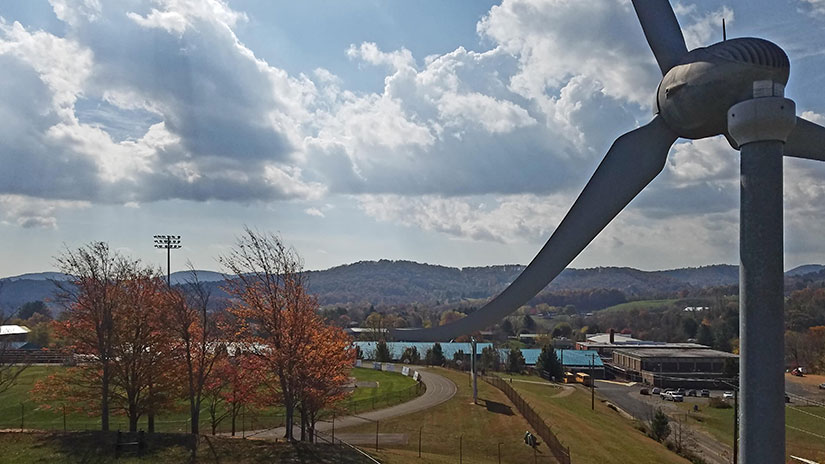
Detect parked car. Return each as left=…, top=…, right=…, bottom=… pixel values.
left=723, top=391, right=735, bottom=399
left=700, top=389, right=710, bottom=397
left=665, top=392, right=684, bottom=402
left=819, top=383, right=825, bottom=390
left=686, top=389, right=697, bottom=397
left=675, top=388, right=686, bottom=396
left=660, top=389, right=674, bottom=399
left=639, top=388, right=650, bottom=395
left=652, top=387, right=661, bottom=395
left=785, top=394, right=791, bottom=403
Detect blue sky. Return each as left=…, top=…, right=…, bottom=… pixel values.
left=1, top=0, right=824, bottom=277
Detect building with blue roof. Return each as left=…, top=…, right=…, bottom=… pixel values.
left=354, top=341, right=493, bottom=362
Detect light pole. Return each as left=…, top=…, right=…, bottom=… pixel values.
left=153, top=235, right=181, bottom=287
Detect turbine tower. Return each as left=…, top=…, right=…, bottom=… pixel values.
left=394, top=1, right=825, bottom=461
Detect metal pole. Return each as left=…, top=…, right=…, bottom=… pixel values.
left=63, top=405, right=67, bottom=432
left=727, top=84, right=796, bottom=464
left=166, top=239, right=171, bottom=286
left=734, top=389, right=739, bottom=464
left=471, top=337, right=478, bottom=404
left=375, top=420, right=379, bottom=451
left=419, top=426, right=422, bottom=458
left=20, top=403, right=24, bottom=430
left=590, top=354, right=595, bottom=410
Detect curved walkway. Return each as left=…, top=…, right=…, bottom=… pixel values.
left=246, top=367, right=457, bottom=440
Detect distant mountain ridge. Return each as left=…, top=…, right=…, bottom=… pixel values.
left=1, top=261, right=822, bottom=311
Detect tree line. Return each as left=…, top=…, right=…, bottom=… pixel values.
left=26, top=228, right=353, bottom=457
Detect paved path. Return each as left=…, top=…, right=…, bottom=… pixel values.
left=246, top=367, right=457, bottom=440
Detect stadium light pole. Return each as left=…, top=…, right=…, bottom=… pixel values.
left=153, top=235, right=181, bottom=287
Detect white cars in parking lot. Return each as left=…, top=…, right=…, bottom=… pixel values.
left=661, top=391, right=684, bottom=402
left=723, top=391, right=735, bottom=399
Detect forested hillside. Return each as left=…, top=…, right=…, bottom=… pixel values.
left=2, top=260, right=824, bottom=312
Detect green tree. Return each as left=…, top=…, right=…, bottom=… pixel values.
left=551, top=322, right=573, bottom=339
left=651, top=409, right=671, bottom=442
left=16, top=301, right=51, bottom=320
left=425, top=342, right=446, bottom=366
left=521, top=314, right=536, bottom=332
left=696, top=323, right=714, bottom=347
left=507, top=347, right=525, bottom=374
left=536, top=345, right=564, bottom=381
left=400, top=346, right=420, bottom=364
left=500, top=319, right=515, bottom=336
left=375, top=340, right=392, bottom=362
left=480, top=346, right=501, bottom=371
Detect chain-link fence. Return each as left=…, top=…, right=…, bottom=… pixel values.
left=483, top=375, right=572, bottom=464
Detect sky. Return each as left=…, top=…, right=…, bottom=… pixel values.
left=1, top=0, right=824, bottom=278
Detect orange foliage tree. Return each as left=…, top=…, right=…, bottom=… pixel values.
left=162, top=267, right=225, bottom=438
left=51, top=242, right=137, bottom=431
left=221, top=228, right=353, bottom=441
left=41, top=243, right=176, bottom=432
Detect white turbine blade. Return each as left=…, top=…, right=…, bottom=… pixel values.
left=393, top=116, right=678, bottom=342
left=784, top=116, right=825, bottom=162
left=631, top=0, right=688, bottom=74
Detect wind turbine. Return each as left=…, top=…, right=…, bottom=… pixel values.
left=394, top=1, right=825, bottom=461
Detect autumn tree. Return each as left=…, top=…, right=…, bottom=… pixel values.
left=109, top=271, right=174, bottom=432
left=295, top=318, right=354, bottom=441
left=203, top=353, right=261, bottom=436
left=222, top=227, right=355, bottom=442
left=162, top=266, right=225, bottom=439
left=52, top=242, right=135, bottom=431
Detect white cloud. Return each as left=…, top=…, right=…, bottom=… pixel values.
left=0, top=195, right=89, bottom=229
left=357, top=194, right=570, bottom=243
left=674, top=4, right=734, bottom=50
left=305, top=208, right=325, bottom=218
left=799, top=0, right=825, bottom=16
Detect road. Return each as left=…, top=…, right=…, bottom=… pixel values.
left=595, top=381, right=733, bottom=464
left=246, top=367, right=457, bottom=440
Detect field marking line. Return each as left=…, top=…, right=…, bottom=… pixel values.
left=787, top=424, right=825, bottom=440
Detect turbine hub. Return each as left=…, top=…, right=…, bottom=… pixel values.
left=656, top=38, right=790, bottom=140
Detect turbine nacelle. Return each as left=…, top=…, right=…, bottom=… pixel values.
left=657, top=38, right=790, bottom=140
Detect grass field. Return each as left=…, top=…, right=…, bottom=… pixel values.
left=0, top=366, right=419, bottom=434
left=339, top=367, right=556, bottom=464
left=509, top=379, right=689, bottom=464
left=0, top=430, right=368, bottom=463
left=601, top=299, right=680, bottom=313
left=674, top=402, right=825, bottom=462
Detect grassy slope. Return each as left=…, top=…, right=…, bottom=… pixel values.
left=511, top=381, right=689, bottom=464
left=601, top=299, right=679, bottom=313
left=0, top=366, right=418, bottom=433
left=339, top=367, right=551, bottom=464
left=674, top=402, right=825, bottom=462
left=0, top=431, right=368, bottom=464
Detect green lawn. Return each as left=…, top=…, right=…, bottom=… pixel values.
left=675, top=402, right=825, bottom=462
left=510, top=381, right=689, bottom=464
left=601, top=299, right=680, bottom=313
left=339, top=367, right=555, bottom=464
left=0, top=430, right=368, bottom=463
left=0, top=366, right=420, bottom=434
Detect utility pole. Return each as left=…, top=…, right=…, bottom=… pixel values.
left=590, top=353, right=595, bottom=410
left=471, top=337, right=478, bottom=404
